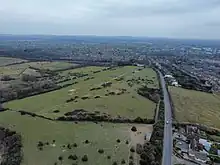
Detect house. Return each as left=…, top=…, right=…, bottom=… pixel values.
left=136, top=63, right=145, bottom=67
left=164, top=75, right=174, bottom=79
left=171, top=81, right=179, bottom=87
left=199, top=139, right=212, bottom=152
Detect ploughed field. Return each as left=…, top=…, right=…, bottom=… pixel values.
left=169, top=86, right=220, bottom=129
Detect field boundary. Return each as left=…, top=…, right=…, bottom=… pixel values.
left=173, top=121, right=220, bottom=132
left=167, top=87, right=176, bottom=119
left=6, top=108, right=156, bottom=125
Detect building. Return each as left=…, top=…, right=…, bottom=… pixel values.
left=164, top=74, right=174, bottom=79
left=136, top=63, right=145, bottom=67
left=171, top=81, right=179, bottom=87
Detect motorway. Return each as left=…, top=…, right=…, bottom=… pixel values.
left=159, top=71, right=173, bottom=165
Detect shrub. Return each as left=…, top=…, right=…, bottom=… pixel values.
left=37, top=141, right=44, bottom=147
left=129, top=161, right=134, bottom=165
left=139, top=159, right=148, bottom=165
left=58, top=156, right=63, bottom=161
left=31, top=113, right=36, bottom=117
left=116, top=139, right=121, bottom=143
left=72, top=155, right=78, bottom=160
left=129, top=156, right=133, bottom=160
left=68, top=155, right=73, bottom=160
left=20, top=111, right=26, bottom=115
left=134, top=117, right=144, bottom=123
left=53, top=110, right=60, bottom=113
left=130, top=146, right=135, bottom=153
left=85, top=140, right=89, bottom=144
left=68, top=154, right=78, bottom=160
left=81, top=155, right=88, bottom=162
left=66, top=98, right=74, bottom=103
left=121, top=159, right=126, bottom=164
left=67, top=144, right=71, bottom=149
left=126, top=140, right=129, bottom=144
left=107, top=155, right=111, bottom=159
left=98, top=149, right=104, bottom=154
left=113, top=161, right=118, bottom=165
left=52, top=140, right=56, bottom=143
left=136, top=143, right=143, bottom=154
left=73, top=143, right=77, bottom=147
left=131, top=126, right=137, bottom=132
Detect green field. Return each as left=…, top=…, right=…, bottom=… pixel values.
left=22, top=61, right=78, bottom=71
left=1, top=65, right=157, bottom=164
left=0, top=57, right=27, bottom=66
left=4, top=66, right=158, bottom=119
left=0, top=61, right=78, bottom=76
left=0, top=111, right=152, bottom=165
left=169, top=86, right=220, bottom=129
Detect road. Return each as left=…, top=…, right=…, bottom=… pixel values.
left=158, top=71, right=173, bottom=165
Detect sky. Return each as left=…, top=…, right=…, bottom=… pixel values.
left=0, top=0, right=220, bottom=39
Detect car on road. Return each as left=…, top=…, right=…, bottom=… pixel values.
left=166, top=120, right=169, bottom=124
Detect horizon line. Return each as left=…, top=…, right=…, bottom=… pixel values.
left=0, top=34, right=220, bottom=41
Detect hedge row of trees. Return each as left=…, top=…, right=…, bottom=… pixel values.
left=137, top=121, right=164, bottom=165
left=57, top=109, right=154, bottom=124
left=0, top=127, right=22, bottom=165
left=0, top=80, right=59, bottom=103
left=137, top=86, right=161, bottom=104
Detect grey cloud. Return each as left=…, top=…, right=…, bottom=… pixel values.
left=0, top=0, right=220, bottom=39
left=97, top=0, right=220, bottom=18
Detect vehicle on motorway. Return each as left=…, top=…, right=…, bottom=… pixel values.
left=166, top=120, right=169, bottom=124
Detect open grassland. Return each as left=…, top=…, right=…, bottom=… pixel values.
left=0, top=61, right=78, bottom=76
left=169, top=86, right=220, bottom=129
left=22, top=61, right=78, bottom=71
left=0, top=111, right=152, bottom=165
left=0, top=57, right=27, bottom=66
left=4, top=66, right=158, bottom=119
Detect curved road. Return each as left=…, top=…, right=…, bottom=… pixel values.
left=159, top=71, right=173, bottom=165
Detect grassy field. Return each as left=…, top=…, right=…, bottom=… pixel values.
left=0, top=61, right=78, bottom=76
left=0, top=57, right=27, bottom=66
left=22, top=61, right=78, bottom=71
left=0, top=65, right=156, bottom=165
left=0, top=111, right=152, bottom=165
left=169, top=86, right=220, bottom=129
left=4, top=66, right=158, bottom=119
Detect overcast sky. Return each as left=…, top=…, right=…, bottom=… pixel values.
left=0, top=0, right=220, bottom=39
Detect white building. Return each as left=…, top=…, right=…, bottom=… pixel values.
left=164, top=75, right=174, bottom=79
left=171, top=81, right=179, bottom=87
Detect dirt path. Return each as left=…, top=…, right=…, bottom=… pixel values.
left=128, top=124, right=153, bottom=165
